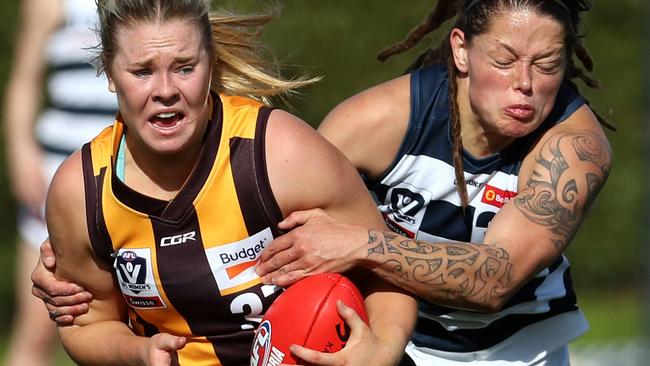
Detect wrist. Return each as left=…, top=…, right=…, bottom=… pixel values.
left=357, top=228, right=386, bottom=269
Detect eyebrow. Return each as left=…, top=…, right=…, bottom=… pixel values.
left=497, top=42, right=564, bottom=59
left=128, top=56, right=198, bottom=68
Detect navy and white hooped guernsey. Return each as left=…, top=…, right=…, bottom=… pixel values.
left=366, top=64, right=589, bottom=355
left=19, top=0, right=118, bottom=248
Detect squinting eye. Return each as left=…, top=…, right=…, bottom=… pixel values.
left=535, top=64, right=561, bottom=74
left=494, top=60, right=514, bottom=69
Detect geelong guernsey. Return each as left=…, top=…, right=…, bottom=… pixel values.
left=82, top=94, right=284, bottom=365
left=367, top=65, right=589, bottom=354
left=36, top=0, right=117, bottom=156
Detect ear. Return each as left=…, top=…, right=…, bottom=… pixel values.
left=107, top=72, right=116, bottom=93
left=450, top=28, right=469, bottom=73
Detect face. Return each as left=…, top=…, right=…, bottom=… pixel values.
left=107, top=18, right=212, bottom=157
left=451, top=9, right=567, bottom=141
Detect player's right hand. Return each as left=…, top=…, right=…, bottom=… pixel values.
left=146, top=333, right=187, bottom=366
left=31, top=239, right=93, bottom=324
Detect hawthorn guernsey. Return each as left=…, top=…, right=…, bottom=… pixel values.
left=220, top=239, right=268, bottom=264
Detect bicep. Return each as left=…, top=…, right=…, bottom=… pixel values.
left=267, top=110, right=385, bottom=229
left=485, top=112, right=611, bottom=281
left=46, top=152, right=126, bottom=326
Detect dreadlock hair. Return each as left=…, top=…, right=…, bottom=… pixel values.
left=378, top=0, right=613, bottom=209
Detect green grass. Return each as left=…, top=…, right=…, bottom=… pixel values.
left=573, top=289, right=645, bottom=345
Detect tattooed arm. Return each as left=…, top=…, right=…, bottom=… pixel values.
left=258, top=105, right=611, bottom=312
left=363, top=105, right=611, bottom=311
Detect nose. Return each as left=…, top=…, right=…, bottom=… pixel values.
left=152, top=72, right=179, bottom=104
left=512, top=63, right=533, bottom=95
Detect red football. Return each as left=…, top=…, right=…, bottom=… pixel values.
left=250, top=273, right=368, bottom=366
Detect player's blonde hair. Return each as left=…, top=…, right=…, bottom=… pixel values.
left=95, top=0, right=318, bottom=105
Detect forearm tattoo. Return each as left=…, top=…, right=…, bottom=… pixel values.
left=368, top=231, right=513, bottom=307
left=514, top=132, right=611, bottom=252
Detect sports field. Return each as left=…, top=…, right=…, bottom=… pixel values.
left=0, top=1, right=647, bottom=365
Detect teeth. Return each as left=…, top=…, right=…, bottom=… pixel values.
left=156, top=112, right=176, bottom=118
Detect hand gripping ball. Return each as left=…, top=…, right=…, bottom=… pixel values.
left=250, top=273, right=368, bottom=366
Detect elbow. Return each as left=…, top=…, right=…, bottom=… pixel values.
left=475, top=296, right=509, bottom=313
left=445, top=286, right=515, bottom=314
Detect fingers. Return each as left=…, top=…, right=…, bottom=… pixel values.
left=262, top=269, right=308, bottom=287
left=257, top=237, right=301, bottom=276
left=154, top=333, right=187, bottom=351
left=288, top=344, right=338, bottom=366
left=40, top=239, right=56, bottom=268
left=258, top=234, right=295, bottom=264
left=44, top=301, right=90, bottom=324
left=31, top=273, right=90, bottom=301
left=337, top=300, right=366, bottom=331
left=277, top=208, right=325, bottom=230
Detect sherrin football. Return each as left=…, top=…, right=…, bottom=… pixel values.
left=250, top=273, right=368, bottom=366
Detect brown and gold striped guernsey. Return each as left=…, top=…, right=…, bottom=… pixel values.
left=81, top=94, right=284, bottom=365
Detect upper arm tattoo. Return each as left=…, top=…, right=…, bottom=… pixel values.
left=514, top=131, right=611, bottom=252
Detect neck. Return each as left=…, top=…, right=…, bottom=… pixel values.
left=455, top=76, right=515, bottom=158
left=123, top=133, right=204, bottom=201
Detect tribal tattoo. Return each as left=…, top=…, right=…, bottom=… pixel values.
left=514, top=131, right=611, bottom=252
left=367, top=230, right=513, bottom=309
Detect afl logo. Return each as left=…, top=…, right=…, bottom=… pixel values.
left=250, top=320, right=285, bottom=366
left=116, top=251, right=148, bottom=294
left=121, top=251, right=138, bottom=261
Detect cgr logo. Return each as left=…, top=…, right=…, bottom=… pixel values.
left=160, top=231, right=196, bottom=247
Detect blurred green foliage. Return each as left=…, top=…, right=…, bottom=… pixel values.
left=0, top=0, right=646, bottom=351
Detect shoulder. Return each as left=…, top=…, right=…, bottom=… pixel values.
left=46, top=149, right=94, bottom=270
left=524, top=104, right=612, bottom=171
left=318, top=74, right=412, bottom=179
left=264, top=110, right=376, bottom=217
left=47, top=150, right=86, bottom=227
left=518, top=104, right=612, bottom=211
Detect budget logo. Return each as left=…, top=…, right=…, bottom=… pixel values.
left=481, top=184, right=517, bottom=208
left=114, top=248, right=166, bottom=309
left=206, top=228, right=273, bottom=296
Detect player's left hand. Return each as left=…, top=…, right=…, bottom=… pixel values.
left=282, top=300, right=394, bottom=366
left=257, top=208, right=369, bottom=287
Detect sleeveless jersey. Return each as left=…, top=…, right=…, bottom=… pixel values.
left=81, top=94, right=284, bottom=365
left=367, top=65, right=589, bottom=354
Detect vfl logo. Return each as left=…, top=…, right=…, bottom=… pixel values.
left=160, top=231, right=196, bottom=247
left=116, top=251, right=148, bottom=294
left=114, top=248, right=166, bottom=309
left=250, top=320, right=285, bottom=366
left=387, top=188, right=426, bottom=224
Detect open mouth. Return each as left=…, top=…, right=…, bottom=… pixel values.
left=151, top=112, right=185, bottom=129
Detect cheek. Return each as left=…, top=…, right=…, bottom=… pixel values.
left=468, top=69, right=510, bottom=106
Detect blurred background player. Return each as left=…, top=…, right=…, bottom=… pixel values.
left=2, top=0, right=116, bottom=365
